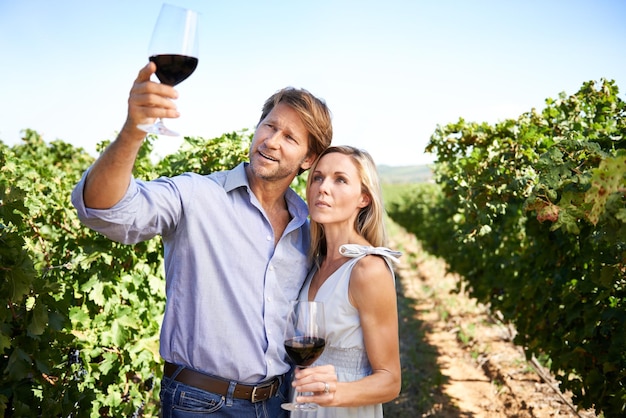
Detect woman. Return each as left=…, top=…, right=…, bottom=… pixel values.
left=292, top=145, right=402, bottom=417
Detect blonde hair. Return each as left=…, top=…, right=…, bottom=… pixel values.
left=306, top=146, right=387, bottom=262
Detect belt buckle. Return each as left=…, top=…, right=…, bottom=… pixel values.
left=251, top=379, right=276, bottom=403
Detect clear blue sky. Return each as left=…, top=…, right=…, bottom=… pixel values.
left=1, top=0, right=625, bottom=166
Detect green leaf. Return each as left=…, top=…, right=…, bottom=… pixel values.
left=6, top=347, right=32, bottom=380
left=27, top=301, right=48, bottom=336
left=585, top=152, right=626, bottom=225
left=89, top=281, right=106, bottom=306
left=0, top=333, right=11, bottom=353
left=69, top=306, right=90, bottom=327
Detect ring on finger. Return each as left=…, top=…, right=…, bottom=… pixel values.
left=323, top=381, right=330, bottom=394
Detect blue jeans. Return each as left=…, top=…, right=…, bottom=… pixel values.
left=159, top=373, right=291, bottom=418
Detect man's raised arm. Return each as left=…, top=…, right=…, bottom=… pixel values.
left=82, top=62, right=179, bottom=209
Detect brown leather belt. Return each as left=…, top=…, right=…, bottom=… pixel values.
left=163, top=362, right=281, bottom=403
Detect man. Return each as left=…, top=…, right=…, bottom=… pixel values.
left=71, top=62, right=333, bottom=417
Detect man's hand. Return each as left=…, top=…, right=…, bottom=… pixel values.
left=121, top=62, right=180, bottom=139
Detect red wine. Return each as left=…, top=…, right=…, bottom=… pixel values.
left=284, top=336, right=325, bottom=367
left=149, top=54, right=198, bottom=86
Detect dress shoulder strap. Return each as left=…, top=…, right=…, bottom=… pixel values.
left=338, top=244, right=402, bottom=264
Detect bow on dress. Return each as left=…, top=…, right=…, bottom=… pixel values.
left=338, top=244, right=402, bottom=264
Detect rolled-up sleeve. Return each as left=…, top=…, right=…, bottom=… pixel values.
left=71, top=168, right=183, bottom=244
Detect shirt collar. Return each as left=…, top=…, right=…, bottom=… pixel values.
left=224, top=162, right=309, bottom=223
left=223, top=162, right=249, bottom=193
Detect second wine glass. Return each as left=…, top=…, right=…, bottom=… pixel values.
left=137, top=3, right=199, bottom=136
left=282, top=300, right=326, bottom=412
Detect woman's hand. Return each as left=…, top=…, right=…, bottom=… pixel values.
left=293, top=364, right=339, bottom=407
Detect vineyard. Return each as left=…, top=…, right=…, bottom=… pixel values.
left=0, top=78, right=624, bottom=417
left=0, top=131, right=257, bottom=416
left=388, top=79, right=626, bottom=416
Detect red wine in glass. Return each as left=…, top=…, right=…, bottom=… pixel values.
left=137, top=4, right=199, bottom=136
left=284, top=336, right=326, bottom=367
left=149, top=54, right=198, bottom=86
left=282, top=301, right=326, bottom=412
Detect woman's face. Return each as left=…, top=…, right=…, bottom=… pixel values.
left=307, top=152, right=369, bottom=227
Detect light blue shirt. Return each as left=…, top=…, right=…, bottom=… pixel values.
left=71, top=162, right=310, bottom=383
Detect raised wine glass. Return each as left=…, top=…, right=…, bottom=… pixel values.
left=137, top=3, right=199, bottom=136
left=282, top=300, right=326, bottom=412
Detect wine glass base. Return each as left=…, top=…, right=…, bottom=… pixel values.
left=137, top=121, right=179, bottom=136
left=281, top=402, right=318, bottom=412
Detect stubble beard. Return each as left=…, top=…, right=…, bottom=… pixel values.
left=249, top=154, right=301, bottom=183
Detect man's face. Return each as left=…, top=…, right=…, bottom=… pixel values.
left=248, top=102, right=315, bottom=182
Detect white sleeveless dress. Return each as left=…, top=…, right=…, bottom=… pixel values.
left=296, top=244, right=401, bottom=418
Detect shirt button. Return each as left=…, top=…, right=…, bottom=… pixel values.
left=266, top=235, right=272, bottom=241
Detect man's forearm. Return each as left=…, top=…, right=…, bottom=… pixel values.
left=83, top=128, right=145, bottom=209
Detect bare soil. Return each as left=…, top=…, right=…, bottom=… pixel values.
left=383, top=223, right=599, bottom=418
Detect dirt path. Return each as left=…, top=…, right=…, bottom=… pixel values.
left=383, top=223, right=598, bottom=418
